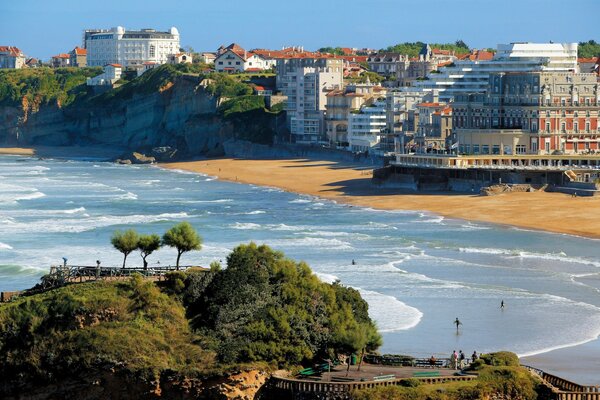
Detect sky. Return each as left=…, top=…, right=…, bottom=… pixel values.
left=0, top=0, right=597, bottom=60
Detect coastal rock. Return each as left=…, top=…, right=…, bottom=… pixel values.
left=131, top=152, right=156, bottom=164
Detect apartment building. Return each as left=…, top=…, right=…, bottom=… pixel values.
left=325, top=83, right=385, bottom=148
left=414, top=103, right=452, bottom=152
left=277, top=56, right=343, bottom=144
left=214, top=43, right=275, bottom=73
left=0, top=46, right=26, bottom=69
left=51, top=54, right=70, bottom=68
left=454, top=71, right=600, bottom=155
left=69, top=47, right=87, bottom=67
left=85, top=26, right=180, bottom=67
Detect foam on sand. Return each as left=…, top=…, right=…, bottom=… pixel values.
left=357, top=289, right=423, bottom=332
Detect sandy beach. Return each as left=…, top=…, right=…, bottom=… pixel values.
left=162, top=157, right=600, bottom=239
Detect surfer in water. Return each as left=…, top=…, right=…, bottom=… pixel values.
left=454, top=317, right=462, bottom=333
left=501, top=300, right=505, bottom=309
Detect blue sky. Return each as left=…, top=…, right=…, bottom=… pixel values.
left=0, top=0, right=597, bottom=60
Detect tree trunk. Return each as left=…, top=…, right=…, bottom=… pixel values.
left=345, top=354, right=351, bottom=377
left=122, top=254, right=127, bottom=269
left=357, top=347, right=365, bottom=371
left=143, top=256, right=148, bottom=270
left=176, top=251, right=182, bottom=270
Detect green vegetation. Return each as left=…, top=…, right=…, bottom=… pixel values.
left=345, top=71, right=385, bottom=84
left=137, top=234, right=161, bottom=270
left=218, top=94, right=265, bottom=117
left=0, top=276, right=213, bottom=387
left=0, top=67, right=101, bottom=108
left=0, top=242, right=381, bottom=393
left=382, top=40, right=470, bottom=57
left=190, top=243, right=381, bottom=366
left=318, top=47, right=347, bottom=55
left=204, top=72, right=253, bottom=97
left=353, top=351, right=542, bottom=400
left=162, top=222, right=203, bottom=269
left=111, top=229, right=140, bottom=268
left=579, top=40, right=600, bottom=58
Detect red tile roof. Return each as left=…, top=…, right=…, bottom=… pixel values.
left=417, top=102, right=443, bottom=107
left=52, top=53, right=70, bottom=59
left=107, top=63, right=122, bottom=67
left=0, top=46, right=24, bottom=56
left=72, top=47, right=87, bottom=56
left=432, top=49, right=452, bottom=55
left=458, top=49, right=494, bottom=61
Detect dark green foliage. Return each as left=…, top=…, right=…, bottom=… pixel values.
left=0, top=67, right=101, bottom=108
left=218, top=95, right=265, bottom=118
left=579, top=40, right=600, bottom=58
left=318, top=47, right=346, bottom=55
left=478, top=367, right=538, bottom=400
left=479, top=351, right=520, bottom=367
left=382, top=41, right=470, bottom=57
left=205, top=73, right=253, bottom=97
left=111, top=229, right=140, bottom=268
left=137, top=233, right=161, bottom=270
left=193, top=243, right=381, bottom=366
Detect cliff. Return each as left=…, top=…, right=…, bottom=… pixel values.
left=0, top=66, right=284, bottom=157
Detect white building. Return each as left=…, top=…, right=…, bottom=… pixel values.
left=85, top=26, right=180, bottom=67
left=414, top=42, right=579, bottom=101
left=0, top=46, right=26, bottom=69
left=348, top=100, right=387, bottom=152
left=277, top=56, right=344, bottom=144
left=214, top=43, right=275, bottom=73
left=87, top=64, right=122, bottom=86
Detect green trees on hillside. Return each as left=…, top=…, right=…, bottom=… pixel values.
left=189, top=242, right=382, bottom=366
left=579, top=40, right=600, bottom=58
left=382, top=40, right=470, bottom=57
left=111, top=229, right=140, bottom=268
left=162, top=222, right=203, bottom=269
left=110, top=222, right=202, bottom=269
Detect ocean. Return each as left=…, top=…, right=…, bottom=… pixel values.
left=1, top=155, right=599, bottom=382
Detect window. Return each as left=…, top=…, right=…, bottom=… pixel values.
left=473, top=145, right=480, bottom=154
left=545, top=141, right=550, bottom=152
left=561, top=122, right=566, bottom=133
left=516, top=145, right=526, bottom=154
left=586, top=122, right=590, bottom=132
left=235, top=61, right=240, bottom=65
left=561, top=98, right=566, bottom=106
left=492, top=145, right=500, bottom=155
left=531, top=141, right=538, bottom=152
left=574, top=123, right=579, bottom=133
left=218, top=61, right=223, bottom=65
left=482, top=145, right=490, bottom=154
left=149, top=45, right=155, bottom=58
left=546, top=122, right=551, bottom=133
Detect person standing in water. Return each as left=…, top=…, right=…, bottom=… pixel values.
left=454, top=317, right=462, bottom=332
left=501, top=300, right=505, bottom=309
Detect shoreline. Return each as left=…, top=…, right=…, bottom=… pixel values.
left=161, top=157, right=600, bottom=240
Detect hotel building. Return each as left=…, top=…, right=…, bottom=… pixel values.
left=84, top=26, right=180, bottom=67
left=414, top=43, right=578, bottom=101
left=453, top=71, right=600, bottom=155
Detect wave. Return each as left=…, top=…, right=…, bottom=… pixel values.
left=245, top=210, right=265, bottom=215
left=289, top=198, right=312, bottom=204
left=314, top=272, right=340, bottom=284
left=61, top=207, right=86, bottom=214
left=357, top=289, right=423, bottom=332
left=267, top=237, right=354, bottom=251
left=0, top=242, right=13, bottom=250
left=231, top=222, right=262, bottom=230
left=113, top=192, right=138, bottom=201
left=459, top=247, right=600, bottom=268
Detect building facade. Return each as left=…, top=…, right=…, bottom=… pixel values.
left=85, top=26, right=180, bottom=67
left=325, top=83, right=385, bottom=148
left=414, top=103, right=452, bottom=152
left=0, top=46, right=26, bottom=69
left=348, top=100, right=387, bottom=152
left=454, top=71, right=600, bottom=155
left=414, top=42, right=579, bottom=101
left=277, top=56, right=343, bottom=144
left=69, top=47, right=87, bottom=67
left=51, top=54, right=70, bottom=68
left=87, top=64, right=122, bottom=86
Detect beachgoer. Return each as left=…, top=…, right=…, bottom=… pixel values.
left=451, top=350, right=458, bottom=370
left=454, top=317, right=462, bottom=332
left=96, top=260, right=101, bottom=267
left=501, top=300, right=505, bottom=309
left=352, top=259, right=356, bottom=265
left=472, top=351, right=478, bottom=362
left=429, top=355, right=437, bottom=368
left=459, top=350, right=465, bottom=369
left=62, top=257, right=68, bottom=267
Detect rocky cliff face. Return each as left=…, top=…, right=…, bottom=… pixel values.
left=0, top=75, right=277, bottom=156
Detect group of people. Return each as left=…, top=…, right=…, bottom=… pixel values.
left=450, top=350, right=479, bottom=369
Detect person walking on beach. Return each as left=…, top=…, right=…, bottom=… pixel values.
left=459, top=350, right=465, bottom=369
left=454, top=317, right=462, bottom=333
left=501, top=300, right=505, bottom=309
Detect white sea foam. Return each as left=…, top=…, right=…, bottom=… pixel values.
left=231, top=222, right=262, bottom=230
left=459, top=247, right=600, bottom=268
left=61, top=207, right=86, bottom=214
left=357, top=289, right=423, bottom=332
left=0, top=242, right=13, bottom=250
left=266, top=237, right=354, bottom=251
left=245, top=210, right=266, bottom=215
left=290, top=198, right=312, bottom=204
left=315, top=272, right=340, bottom=284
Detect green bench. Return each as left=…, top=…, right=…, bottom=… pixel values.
left=298, top=367, right=318, bottom=377
left=413, top=371, right=441, bottom=377
left=373, top=374, right=396, bottom=381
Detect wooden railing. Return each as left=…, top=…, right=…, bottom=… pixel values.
left=523, top=365, right=600, bottom=400
left=270, top=374, right=475, bottom=394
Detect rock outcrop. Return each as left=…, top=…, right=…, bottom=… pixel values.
left=0, top=75, right=283, bottom=158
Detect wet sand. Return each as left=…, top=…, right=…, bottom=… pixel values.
left=162, top=157, right=600, bottom=239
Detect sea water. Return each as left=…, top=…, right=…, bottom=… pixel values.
left=1, top=155, right=599, bottom=381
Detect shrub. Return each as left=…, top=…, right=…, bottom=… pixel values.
left=480, top=351, right=519, bottom=367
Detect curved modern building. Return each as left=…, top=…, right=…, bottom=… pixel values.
left=414, top=43, right=578, bottom=101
